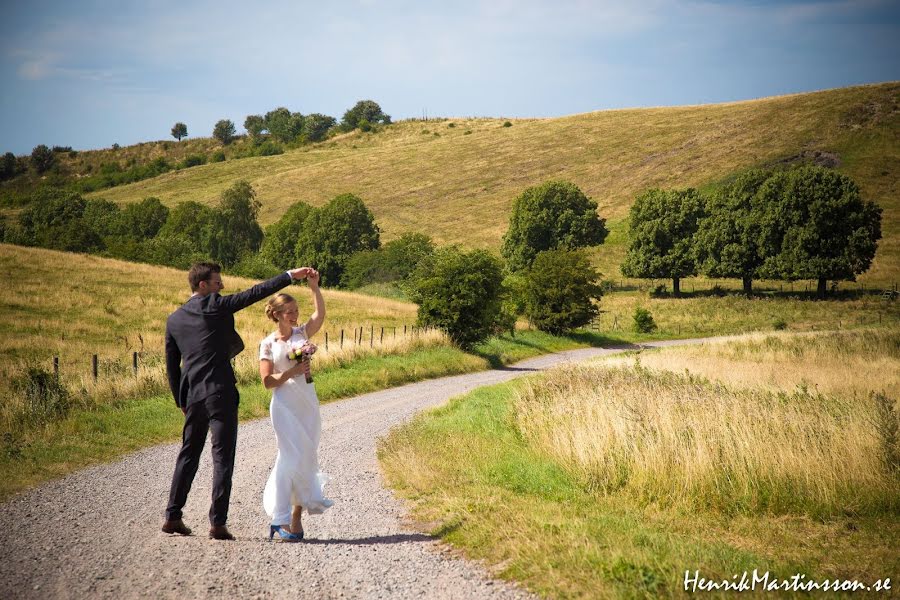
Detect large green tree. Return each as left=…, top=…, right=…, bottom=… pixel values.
left=114, top=197, right=169, bottom=239
left=30, top=144, right=55, bottom=174
left=243, top=115, right=266, bottom=140
left=523, top=249, right=603, bottom=334
left=265, top=107, right=304, bottom=143
left=409, top=247, right=504, bottom=349
left=204, top=180, right=264, bottom=266
left=294, top=193, right=380, bottom=285
left=212, top=119, right=236, bottom=145
left=756, top=166, right=882, bottom=298
left=171, top=122, right=188, bottom=141
left=158, top=200, right=215, bottom=242
left=341, top=232, right=435, bottom=288
left=501, top=180, right=608, bottom=272
left=18, top=188, right=104, bottom=252
left=303, top=113, right=337, bottom=142
left=259, top=201, right=314, bottom=270
left=621, top=188, right=706, bottom=296
left=341, top=100, right=390, bottom=130
left=1, top=152, right=18, bottom=180
left=695, top=170, right=772, bottom=294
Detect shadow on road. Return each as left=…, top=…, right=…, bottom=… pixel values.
left=301, top=533, right=434, bottom=546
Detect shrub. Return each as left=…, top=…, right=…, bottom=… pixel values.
left=30, top=144, right=55, bottom=173
left=230, top=252, right=281, bottom=279
left=213, top=119, right=236, bottom=145
left=503, top=121, right=512, bottom=127
left=409, top=247, right=504, bottom=349
left=358, top=119, right=373, bottom=132
left=773, top=318, right=788, bottom=331
left=523, top=249, right=603, bottom=334
left=11, top=367, right=72, bottom=428
left=447, top=122, right=456, bottom=128
left=255, top=141, right=284, bottom=156
left=633, top=307, right=657, bottom=333
left=179, top=154, right=206, bottom=168
left=211, top=150, right=226, bottom=162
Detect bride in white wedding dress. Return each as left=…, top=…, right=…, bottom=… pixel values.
left=259, top=268, right=333, bottom=542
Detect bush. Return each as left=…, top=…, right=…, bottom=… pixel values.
left=255, top=141, right=284, bottom=156
left=409, top=247, right=504, bottom=349
left=633, top=307, right=657, bottom=333
left=773, top=318, right=788, bottom=331
left=179, top=154, right=206, bottom=168
left=30, top=144, right=55, bottom=173
left=358, top=119, right=373, bottom=133
left=11, top=367, right=72, bottom=428
left=213, top=119, right=236, bottom=145
left=230, top=252, right=281, bottom=279
left=523, top=249, right=603, bottom=334
left=211, top=150, right=226, bottom=162
left=503, top=121, right=512, bottom=127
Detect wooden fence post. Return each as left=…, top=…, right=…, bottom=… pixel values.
left=92, top=355, right=98, bottom=381
left=53, top=356, right=59, bottom=380
left=133, top=352, right=138, bottom=376
left=340, top=329, right=344, bottom=348
left=325, top=332, right=328, bottom=351
left=370, top=325, right=374, bottom=348
left=380, top=327, right=384, bottom=344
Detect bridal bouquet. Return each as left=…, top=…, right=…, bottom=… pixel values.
left=287, top=342, right=317, bottom=383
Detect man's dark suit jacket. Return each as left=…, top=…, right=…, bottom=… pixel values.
left=165, top=272, right=292, bottom=409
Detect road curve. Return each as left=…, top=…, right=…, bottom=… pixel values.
left=0, top=337, right=725, bottom=599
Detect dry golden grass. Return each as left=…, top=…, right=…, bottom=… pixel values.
left=513, top=329, right=900, bottom=516
left=87, top=83, right=900, bottom=284
left=602, top=327, right=900, bottom=400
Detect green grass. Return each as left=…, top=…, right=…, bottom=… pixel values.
left=75, top=83, right=899, bottom=285
left=379, top=376, right=900, bottom=598
left=0, top=329, right=611, bottom=502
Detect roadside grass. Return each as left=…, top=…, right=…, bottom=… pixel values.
left=84, top=83, right=899, bottom=285
left=379, top=330, right=900, bottom=598
left=0, top=326, right=616, bottom=502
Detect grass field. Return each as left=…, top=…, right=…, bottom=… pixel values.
left=78, top=82, right=900, bottom=285
left=379, top=329, right=900, bottom=598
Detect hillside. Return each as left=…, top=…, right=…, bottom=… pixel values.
left=83, top=82, right=899, bottom=283
left=0, top=243, right=419, bottom=391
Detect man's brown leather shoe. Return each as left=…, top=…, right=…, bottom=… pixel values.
left=161, top=519, right=192, bottom=535
left=209, top=525, right=235, bottom=541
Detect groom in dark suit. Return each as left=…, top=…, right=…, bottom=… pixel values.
left=161, top=262, right=309, bottom=540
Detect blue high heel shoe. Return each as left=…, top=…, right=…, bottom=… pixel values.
left=269, top=524, right=304, bottom=542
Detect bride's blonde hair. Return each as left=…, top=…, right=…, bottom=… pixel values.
left=265, top=293, right=296, bottom=322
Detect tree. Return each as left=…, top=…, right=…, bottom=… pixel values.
left=82, top=198, right=121, bottom=237
left=501, top=180, right=608, bottom=271
left=409, top=247, right=504, bottom=349
left=755, top=166, right=882, bottom=298
left=265, top=107, right=304, bottom=143
left=1, top=152, right=18, bottom=180
left=17, top=188, right=104, bottom=252
left=523, top=249, right=603, bottom=334
left=30, top=144, right=55, bottom=174
left=259, top=201, right=314, bottom=270
left=203, top=180, right=264, bottom=266
left=294, top=193, right=380, bottom=285
left=243, top=114, right=266, bottom=141
left=341, top=100, right=390, bottom=130
left=158, top=200, right=215, bottom=242
left=621, top=188, right=706, bottom=296
left=114, top=197, right=170, bottom=239
left=171, top=122, right=188, bottom=141
left=303, top=113, right=337, bottom=142
left=695, top=170, right=772, bottom=294
left=212, top=119, right=236, bottom=145
left=341, top=232, right=435, bottom=288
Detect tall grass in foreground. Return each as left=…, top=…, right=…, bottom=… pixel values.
left=514, top=364, right=899, bottom=516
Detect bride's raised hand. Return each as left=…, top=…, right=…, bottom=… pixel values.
left=307, top=269, right=320, bottom=288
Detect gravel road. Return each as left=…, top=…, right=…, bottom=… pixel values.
left=0, top=338, right=723, bottom=600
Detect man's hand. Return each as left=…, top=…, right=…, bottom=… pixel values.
left=288, top=267, right=313, bottom=281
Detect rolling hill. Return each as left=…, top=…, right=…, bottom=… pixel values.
left=83, top=82, right=899, bottom=283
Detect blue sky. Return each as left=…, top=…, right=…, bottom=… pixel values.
left=1, top=0, right=898, bottom=154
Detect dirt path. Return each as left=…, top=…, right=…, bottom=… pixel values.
left=0, top=337, right=725, bottom=599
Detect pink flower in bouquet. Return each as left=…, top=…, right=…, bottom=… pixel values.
left=287, top=342, right=316, bottom=361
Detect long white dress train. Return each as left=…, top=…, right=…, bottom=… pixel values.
left=260, top=326, right=333, bottom=526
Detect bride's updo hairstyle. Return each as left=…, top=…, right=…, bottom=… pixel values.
left=265, top=293, right=296, bottom=322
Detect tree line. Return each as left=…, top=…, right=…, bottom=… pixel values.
left=0, top=162, right=883, bottom=350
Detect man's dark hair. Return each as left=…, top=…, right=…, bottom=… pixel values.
left=188, top=262, right=222, bottom=292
